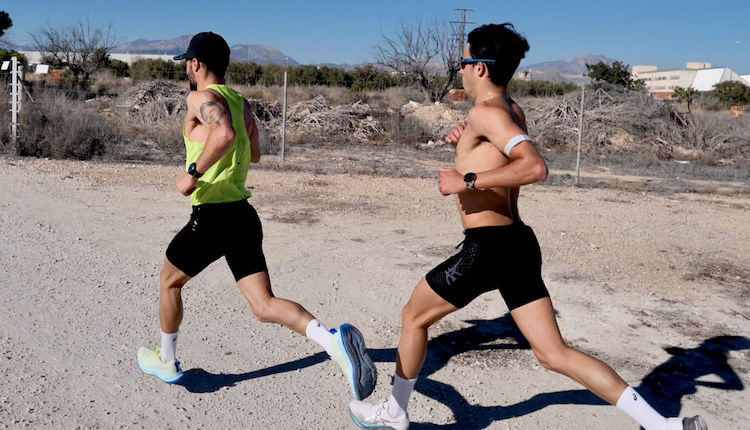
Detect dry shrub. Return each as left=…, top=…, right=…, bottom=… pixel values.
left=372, top=109, right=434, bottom=147
left=3, top=79, right=748, bottom=180
left=0, top=81, right=186, bottom=162
left=90, top=70, right=134, bottom=97
left=12, top=90, right=116, bottom=159
left=234, top=85, right=359, bottom=106
left=519, top=91, right=750, bottom=167
left=352, top=86, right=427, bottom=110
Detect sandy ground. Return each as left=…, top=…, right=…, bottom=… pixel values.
left=1, top=152, right=749, bottom=430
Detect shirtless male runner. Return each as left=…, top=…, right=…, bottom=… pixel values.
left=348, top=24, right=707, bottom=430
left=135, top=32, right=376, bottom=402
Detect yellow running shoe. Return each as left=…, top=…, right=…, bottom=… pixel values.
left=137, top=347, right=184, bottom=384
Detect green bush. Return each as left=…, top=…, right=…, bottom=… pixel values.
left=130, top=59, right=185, bottom=81
left=225, top=62, right=401, bottom=90
left=351, top=66, right=399, bottom=92
left=227, top=61, right=262, bottom=86
left=109, top=59, right=130, bottom=78
left=509, top=79, right=579, bottom=97
left=712, top=81, right=750, bottom=107
left=0, top=49, right=27, bottom=66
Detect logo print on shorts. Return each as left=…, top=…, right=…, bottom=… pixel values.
left=632, top=393, right=638, bottom=401
left=445, top=259, right=464, bottom=286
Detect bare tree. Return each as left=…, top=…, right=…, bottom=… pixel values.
left=31, top=21, right=118, bottom=88
left=375, top=18, right=461, bottom=103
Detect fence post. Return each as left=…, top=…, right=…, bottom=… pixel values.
left=11, top=56, right=18, bottom=144
left=575, top=86, right=585, bottom=186
left=281, top=71, right=288, bottom=163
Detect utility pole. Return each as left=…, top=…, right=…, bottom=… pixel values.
left=451, top=8, right=476, bottom=58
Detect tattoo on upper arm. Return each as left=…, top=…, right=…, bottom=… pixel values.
left=199, top=102, right=226, bottom=126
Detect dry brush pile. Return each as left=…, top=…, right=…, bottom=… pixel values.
left=2, top=81, right=748, bottom=170
left=259, top=95, right=382, bottom=145
left=520, top=91, right=750, bottom=165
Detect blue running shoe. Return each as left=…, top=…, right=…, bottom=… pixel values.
left=331, top=324, right=377, bottom=400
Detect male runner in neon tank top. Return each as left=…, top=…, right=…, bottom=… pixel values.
left=348, top=24, right=706, bottom=430
left=136, top=32, right=377, bottom=404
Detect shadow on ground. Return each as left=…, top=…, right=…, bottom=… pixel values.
left=177, top=316, right=749, bottom=429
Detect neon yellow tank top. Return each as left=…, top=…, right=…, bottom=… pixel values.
left=183, top=84, right=252, bottom=206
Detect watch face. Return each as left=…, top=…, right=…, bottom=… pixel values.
left=188, top=163, right=200, bottom=178
left=464, top=173, right=477, bottom=182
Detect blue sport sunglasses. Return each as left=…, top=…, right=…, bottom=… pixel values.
left=461, top=58, right=496, bottom=69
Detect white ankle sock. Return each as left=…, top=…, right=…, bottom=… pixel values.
left=160, top=331, right=178, bottom=363
left=387, top=374, right=417, bottom=417
left=305, top=319, right=334, bottom=356
left=616, top=386, right=668, bottom=430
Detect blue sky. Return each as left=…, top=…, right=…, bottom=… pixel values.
left=4, top=0, right=750, bottom=73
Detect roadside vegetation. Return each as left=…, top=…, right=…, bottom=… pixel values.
left=1, top=15, right=748, bottom=185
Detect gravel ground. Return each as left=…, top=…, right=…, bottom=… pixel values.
left=1, top=152, right=748, bottom=430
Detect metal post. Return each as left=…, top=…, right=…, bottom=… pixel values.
left=11, top=56, right=18, bottom=144
left=575, top=86, right=585, bottom=186
left=18, top=64, right=23, bottom=113
left=281, top=71, right=288, bottom=163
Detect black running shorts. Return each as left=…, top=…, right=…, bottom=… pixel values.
left=166, top=200, right=268, bottom=281
left=426, top=223, right=550, bottom=310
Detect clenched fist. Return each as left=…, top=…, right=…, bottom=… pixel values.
left=175, top=173, right=199, bottom=196
left=445, top=121, right=468, bottom=146
left=438, top=168, right=467, bottom=196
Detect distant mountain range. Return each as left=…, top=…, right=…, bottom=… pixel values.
left=521, top=54, right=618, bottom=83
left=21, top=32, right=617, bottom=80
left=111, top=34, right=300, bottom=66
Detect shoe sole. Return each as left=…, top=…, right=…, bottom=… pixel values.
left=698, top=416, right=708, bottom=430
left=338, top=324, right=377, bottom=400
left=688, top=416, right=708, bottom=430
left=137, top=356, right=184, bottom=384
left=348, top=408, right=400, bottom=430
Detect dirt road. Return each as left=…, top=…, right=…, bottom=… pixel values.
left=1, top=154, right=748, bottom=429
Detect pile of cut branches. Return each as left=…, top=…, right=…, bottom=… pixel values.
left=521, top=91, right=750, bottom=163
left=264, top=95, right=382, bottom=143
left=118, top=80, right=188, bottom=125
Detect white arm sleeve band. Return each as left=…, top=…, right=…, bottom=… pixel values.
left=504, top=134, right=532, bottom=156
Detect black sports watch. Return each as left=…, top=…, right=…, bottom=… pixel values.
left=464, top=172, right=477, bottom=190
left=187, top=162, right=203, bottom=179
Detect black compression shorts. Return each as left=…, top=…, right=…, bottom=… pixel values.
left=426, top=223, right=549, bottom=310
left=166, top=200, right=268, bottom=281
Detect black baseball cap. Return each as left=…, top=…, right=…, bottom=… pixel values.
left=174, top=32, right=230, bottom=70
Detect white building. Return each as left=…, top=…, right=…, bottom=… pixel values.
left=20, top=51, right=177, bottom=66
left=632, top=63, right=749, bottom=99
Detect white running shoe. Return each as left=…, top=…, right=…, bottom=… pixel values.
left=348, top=399, right=409, bottom=430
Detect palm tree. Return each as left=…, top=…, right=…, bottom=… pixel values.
left=673, top=86, right=699, bottom=113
